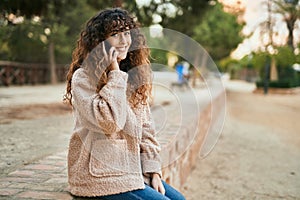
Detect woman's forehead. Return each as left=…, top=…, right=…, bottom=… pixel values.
left=111, top=26, right=131, bottom=34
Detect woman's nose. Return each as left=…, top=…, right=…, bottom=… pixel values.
left=119, top=33, right=126, bottom=44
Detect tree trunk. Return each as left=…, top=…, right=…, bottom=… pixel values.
left=192, top=51, right=207, bottom=87
left=48, top=41, right=57, bottom=84
left=270, top=57, right=278, bottom=81
left=192, top=52, right=200, bottom=88
left=200, top=52, right=208, bottom=79
left=285, top=17, right=296, bottom=51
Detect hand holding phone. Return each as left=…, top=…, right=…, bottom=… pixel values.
left=101, top=41, right=119, bottom=71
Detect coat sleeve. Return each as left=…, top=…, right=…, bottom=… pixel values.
left=139, top=103, right=162, bottom=177
left=71, top=69, right=128, bottom=134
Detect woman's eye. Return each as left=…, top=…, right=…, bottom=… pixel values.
left=111, top=33, right=118, bottom=37
left=124, top=31, right=130, bottom=36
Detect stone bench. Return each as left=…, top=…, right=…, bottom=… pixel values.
left=151, top=73, right=225, bottom=190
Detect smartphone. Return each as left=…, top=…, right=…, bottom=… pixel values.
left=104, top=40, right=111, bottom=53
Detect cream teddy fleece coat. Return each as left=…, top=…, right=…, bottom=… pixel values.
left=67, top=66, right=162, bottom=197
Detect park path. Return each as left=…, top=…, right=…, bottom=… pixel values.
left=182, top=86, right=300, bottom=199
left=0, top=84, right=73, bottom=175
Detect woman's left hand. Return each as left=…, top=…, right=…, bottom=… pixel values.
left=151, top=173, right=165, bottom=195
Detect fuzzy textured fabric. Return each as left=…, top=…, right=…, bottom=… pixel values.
left=68, top=67, right=162, bottom=197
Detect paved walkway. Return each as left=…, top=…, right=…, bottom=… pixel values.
left=0, top=83, right=72, bottom=199
left=0, top=151, right=71, bottom=200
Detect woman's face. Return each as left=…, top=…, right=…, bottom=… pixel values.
left=106, top=30, right=132, bottom=61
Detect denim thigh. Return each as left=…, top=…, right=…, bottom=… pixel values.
left=99, top=181, right=186, bottom=200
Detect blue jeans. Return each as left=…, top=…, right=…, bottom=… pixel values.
left=100, top=181, right=185, bottom=200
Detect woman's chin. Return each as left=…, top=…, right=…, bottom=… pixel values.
left=117, top=54, right=127, bottom=61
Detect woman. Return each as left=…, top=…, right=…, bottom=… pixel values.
left=64, top=8, right=185, bottom=200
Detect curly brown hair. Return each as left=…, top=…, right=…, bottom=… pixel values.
left=64, top=8, right=152, bottom=107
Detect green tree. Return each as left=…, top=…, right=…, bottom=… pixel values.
left=6, top=19, right=48, bottom=62
left=248, top=0, right=300, bottom=52
left=123, top=0, right=211, bottom=70
left=273, top=0, right=300, bottom=51
left=0, top=0, right=98, bottom=83
left=248, top=52, right=269, bottom=82
left=274, top=46, right=300, bottom=66
left=193, top=2, right=243, bottom=61
left=242, top=48, right=300, bottom=88
left=43, top=0, right=98, bottom=83
left=0, top=0, right=213, bottom=82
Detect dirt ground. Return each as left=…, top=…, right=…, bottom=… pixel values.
left=0, top=103, right=71, bottom=125
left=182, top=91, right=300, bottom=199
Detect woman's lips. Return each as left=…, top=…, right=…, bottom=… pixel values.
left=116, top=46, right=127, bottom=52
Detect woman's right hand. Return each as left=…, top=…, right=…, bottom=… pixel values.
left=151, top=173, right=165, bottom=195
left=99, top=42, right=119, bottom=71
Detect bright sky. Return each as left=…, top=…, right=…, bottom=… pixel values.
left=229, top=0, right=300, bottom=59
left=229, top=0, right=267, bottom=58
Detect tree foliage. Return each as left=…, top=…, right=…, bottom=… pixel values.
left=273, top=0, right=300, bottom=50
left=157, top=0, right=210, bottom=36
left=193, top=2, right=243, bottom=61
left=274, top=46, right=298, bottom=66
left=0, top=0, right=99, bottom=63
left=248, top=0, right=300, bottom=52
left=0, top=0, right=243, bottom=71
